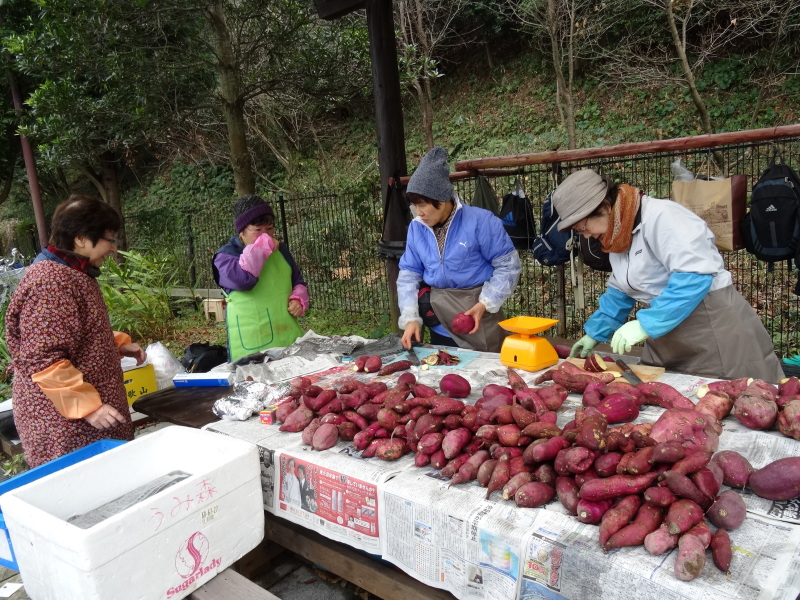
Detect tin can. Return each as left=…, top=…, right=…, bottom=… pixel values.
left=259, top=406, right=277, bottom=425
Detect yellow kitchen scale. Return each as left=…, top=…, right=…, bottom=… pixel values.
left=498, top=316, right=559, bottom=372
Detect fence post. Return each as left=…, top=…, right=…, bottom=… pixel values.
left=278, top=195, right=289, bottom=249
left=185, top=210, right=197, bottom=287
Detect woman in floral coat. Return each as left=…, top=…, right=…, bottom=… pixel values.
left=5, top=196, right=145, bottom=467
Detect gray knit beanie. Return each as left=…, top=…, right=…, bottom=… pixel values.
left=407, top=146, right=453, bottom=203
left=234, top=195, right=274, bottom=233
left=553, top=170, right=609, bottom=231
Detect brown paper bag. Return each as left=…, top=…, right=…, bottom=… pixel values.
left=671, top=175, right=746, bottom=251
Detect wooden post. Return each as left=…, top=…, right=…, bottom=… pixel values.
left=367, top=0, right=407, bottom=331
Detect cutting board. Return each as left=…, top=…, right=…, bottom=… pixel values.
left=565, top=358, right=664, bottom=383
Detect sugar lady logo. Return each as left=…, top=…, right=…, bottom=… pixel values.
left=166, top=531, right=222, bottom=598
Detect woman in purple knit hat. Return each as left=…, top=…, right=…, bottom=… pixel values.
left=213, top=195, right=309, bottom=360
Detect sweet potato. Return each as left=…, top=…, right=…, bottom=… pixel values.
left=443, top=413, right=463, bottom=429
left=311, top=423, right=339, bottom=450
left=511, top=405, right=538, bottom=429
left=578, top=472, right=659, bottom=501
left=440, top=454, right=470, bottom=478
left=486, top=454, right=511, bottom=499
left=707, top=489, right=746, bottom=530
left=575, top=468, right=598, bottom=488
left=378, top=360, right=412, bottom=376
left=536, top=384, right=569, bottom=411
left=644, top=524, right=679, bottom=556
left=337, top=421, right=357, bottom=441
left=495, top=423, right=522, bottom=447
left=649, top=408, right=720, bottom=454
left=576, top=498, right=614, bottom=524
left=430, top=449, right=447, bottom=470
left=363, top=355, right=382, bottom=373
left=279, top=406, right=315, bottom=432
left=442, top=427, right=472, bottom=459
left=637, top=382, right=695, bottom=410
left=674, top=533, right=707, bottom=581
left=397, top=372, right=416, bottom=386
left=665, top=499, right=704, bottom=535
left=575, top=413, right=608, bottom=452
left=552, top=369, right=615, bottom=393
left=364, top=381, right=388, bottom=398
left=275, top=399, right=300, bottom=423
left=476, top=458, right=498, bottom=487
left=563, top=446, right=597, bottom=474
left=643, top=486, right=677, bottom=508
left=450, top=450, right=491, bottom=486
left=599, top=494, right=642, bottom=549
left=555, top=476, right=580, bottom=515
left=695, top=390, right=734, bottom=421
left=418, top=432, right=445, bottom=455
left=503, top=472, right=535, bottom=501
left=514, top=481, right=556, bottom=508
left=670, top=449, right=713, bottom=476
left=748, top=456, right=800, bottom=500
left=710, top=528, right=732, bottom=575
left=604, top=503, right=663, bottom=550
left=302, top=418, right=321, bottom=446
left=649, top=440, right=685, bottom=464
left=430, top=397, right=466, bottom=415
left=508, top=455, right=531, bottom=477
left=375, top=438, right=406, bottom=461
left=533, top=463, right=557, bottom=487
left=690, top=467, right=721, bottom=502
left=360, top=438, right=382, bottom=458
left=777, top=399, right=800, bottom=440
left=317, top=398, right=343, bottom=416
left=440, top=373, right=471, bottom=398
left=625, top=447, right=655, bottom=475
left=593, top=452, right=623, bottom=478
left=604, top=382, right=644, bottom=404
left=711, top=450, right=754, bottom=488
left=660, top=470, right=709, bottom=508
left=526, top=435, right=570, bottom=464
left=596, top=393, right=640, bottom=424
left=733, top=393, right=778, bottom=430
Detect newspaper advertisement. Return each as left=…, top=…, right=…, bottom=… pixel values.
left=380, top=467, right=533, bottom=600
left=274, top=445, right=413, bottom=553
left=518, top=507, right=800, bottom=600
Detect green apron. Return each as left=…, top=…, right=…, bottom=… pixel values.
left=225, top=250, right=304, bottom=361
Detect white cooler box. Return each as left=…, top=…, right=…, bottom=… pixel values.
left=0, top=426, right=264, bottom=600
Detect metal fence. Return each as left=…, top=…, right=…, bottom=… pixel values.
left=126, top=134, right=800, bottom=358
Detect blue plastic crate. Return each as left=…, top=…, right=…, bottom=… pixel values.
left=0, top=438, right=126, bottom=571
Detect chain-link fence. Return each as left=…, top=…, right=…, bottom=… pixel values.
left=125, top=135, right=800, bottom=357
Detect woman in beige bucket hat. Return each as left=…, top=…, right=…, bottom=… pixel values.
left=551, top=169, right=783, bottom=382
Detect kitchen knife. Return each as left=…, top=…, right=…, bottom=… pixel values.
left=405, top=345, right=421, bottom=366
left=614, top=359, right=643, bottom=385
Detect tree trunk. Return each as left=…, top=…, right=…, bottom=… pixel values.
left=205, top=0, right=255, bottom=197
left=664, top=0, right=713, bottom=136
left=547, top=0, right=575, bottom=149
left=100, top=152, right=127, bottom=250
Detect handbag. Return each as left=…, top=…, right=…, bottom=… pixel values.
left=671, top=175, right=747, bottom=251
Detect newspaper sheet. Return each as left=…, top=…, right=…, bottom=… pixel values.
left=380, top=466, right=535, bottom=600
left=518, top=508, right=800, bottom=600
left=273, top=444, right=414, bottom=553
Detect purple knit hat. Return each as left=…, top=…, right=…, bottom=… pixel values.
left=234, top=195, right=274, bottom=233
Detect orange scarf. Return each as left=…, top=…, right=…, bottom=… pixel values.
left=599, top=184, right=641, bottom=253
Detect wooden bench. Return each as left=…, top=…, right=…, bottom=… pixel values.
left=202, top=298, right=225, bottom=322
left=189, top=568, right=280, bottom=600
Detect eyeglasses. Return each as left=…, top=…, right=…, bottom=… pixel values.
left=246, top=223, right=274, bottom=234
left=573, top=218, right=589, bottom=233
left=101, top=236, right=118, bottom=246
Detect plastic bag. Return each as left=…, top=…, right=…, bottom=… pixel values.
left=671, top=159, right=695, bottom=182
left=145, top=342, right=187, bottom=390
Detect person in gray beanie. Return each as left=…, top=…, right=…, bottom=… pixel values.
left=552, top=169, right=783, bottom=382
left=212, top=194, right=309, bottom=361
left=397, top=147, right=522, bottom=352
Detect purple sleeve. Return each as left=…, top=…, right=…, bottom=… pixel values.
left=213, top=252, right=258, bottom=293
left=278, top=245, right=307, bottom=289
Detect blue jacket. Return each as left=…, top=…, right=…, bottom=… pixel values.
left=397, top=198, right=520, bottom=328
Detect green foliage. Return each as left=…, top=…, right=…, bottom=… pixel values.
left=1, top=453, right=28, bottom=478
left=299, top=309, right=391, bottom=339
left=99, top=250, right=191, bottom=344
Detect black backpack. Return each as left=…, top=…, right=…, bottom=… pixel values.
left=500, top=184, right=536, bottom=251
left=180, top=342, right=228, bottom=373
left=532, top=192, right=573, bottom=266
left=579, top=236, right=612, bottom=272
left=741, top=154, right=800, bottom=267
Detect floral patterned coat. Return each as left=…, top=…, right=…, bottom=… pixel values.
left=5, top=260, right=133, bottom=467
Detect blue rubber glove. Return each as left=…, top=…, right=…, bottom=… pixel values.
left=570, top=335, right=598, bottom=358
left=610, top=320, right=649, bottom=354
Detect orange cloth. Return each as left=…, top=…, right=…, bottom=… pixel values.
left=113, top=331, right=132, bottom=348
left=599, top=184, right=641, bottom=253
left=30, top=359, right=102, bottom=419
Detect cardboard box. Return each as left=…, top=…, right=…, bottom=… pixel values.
left=0, top=426, right=264, bottom=600
left=173, top=372, right=234, bottom=387
left=122, top=363, right=158, bottom=405
left=0, top=439, right=126, bottom=571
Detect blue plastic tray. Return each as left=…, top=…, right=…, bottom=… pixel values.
left=0, top=438, right=126, bottom=571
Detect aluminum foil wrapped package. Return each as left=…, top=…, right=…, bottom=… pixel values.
left=232, top=380, right=270, bottom=399
left=230, top=380, right=291, bottom=409
left=212, top=396, right=262, bottom=421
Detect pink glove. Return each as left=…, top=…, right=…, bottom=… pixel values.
left=239, top=233, right=276, bottom=276
left=289, top=284, right=309, bottom=316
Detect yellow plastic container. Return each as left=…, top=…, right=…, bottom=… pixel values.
left=498, top=316, right=559, bottom=372
left=121, top=363, right=157, bottom=405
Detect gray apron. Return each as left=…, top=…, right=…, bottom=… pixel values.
left=641, top=285, right=784, bottom=383
left=430, top=285, right=508, bottom=353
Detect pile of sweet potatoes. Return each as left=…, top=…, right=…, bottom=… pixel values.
left=272, top=361, right=799, bottom=583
